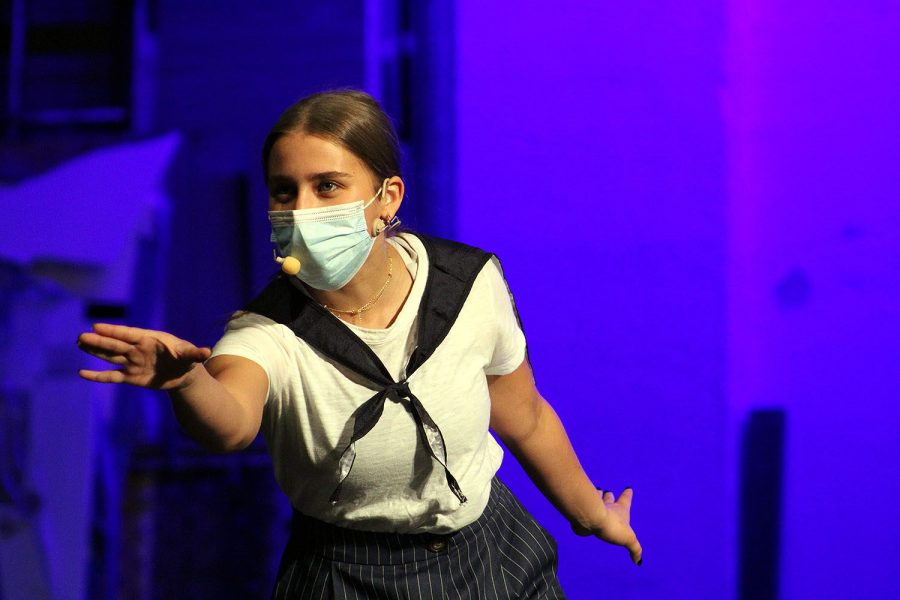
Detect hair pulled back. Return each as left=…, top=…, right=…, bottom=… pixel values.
left=262, top=90, right=402, bottom=188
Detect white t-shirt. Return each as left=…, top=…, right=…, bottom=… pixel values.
left=210, top=233, right=526, bottom=533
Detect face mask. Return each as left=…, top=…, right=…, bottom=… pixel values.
left=268, top=186, right=383, bottom=291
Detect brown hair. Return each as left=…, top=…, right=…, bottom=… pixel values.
left=262, top=90, right=402, bottom=189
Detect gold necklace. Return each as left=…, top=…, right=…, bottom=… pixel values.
left=324, top=255, right=393, bottom=323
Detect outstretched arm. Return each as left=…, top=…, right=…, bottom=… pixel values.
left=488, top=360, right=642, bottom=566
left=77, top=323, right=267, bottom=452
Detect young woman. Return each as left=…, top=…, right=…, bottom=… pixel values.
left=77, top=90, right=641, bottom=599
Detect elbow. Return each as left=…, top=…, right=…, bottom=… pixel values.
left=198, top=437, right=251, bottom=454
left=188, top=428, right=257, bottom=454
left=501, top=419, right=539, bottom=450
left=496, top=401, right=545, bottom=449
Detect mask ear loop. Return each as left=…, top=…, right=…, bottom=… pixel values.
left=363, top=179, right=390, bottom=210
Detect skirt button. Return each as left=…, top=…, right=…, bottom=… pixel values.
left=427, top=539, right=448, bottom=552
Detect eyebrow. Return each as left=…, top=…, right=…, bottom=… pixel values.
left=266, top=171, right=354, bottom=184
left=310, top=171, right=353, bottom=181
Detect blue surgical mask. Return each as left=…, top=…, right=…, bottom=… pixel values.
left=268, top=187, right=382, bottom=291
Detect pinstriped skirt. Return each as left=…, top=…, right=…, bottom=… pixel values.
left=271, top=478, right=565, bottom=599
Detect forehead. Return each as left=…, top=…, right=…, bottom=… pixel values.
left=267, top=132, right=369, bottom=179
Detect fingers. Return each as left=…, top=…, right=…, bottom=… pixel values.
left=595, top=485, right=641, bottom=566
left=176, top=343, right=212, bottom=363
left=629, top=538, right=643, bottom=566
left=91, top=322, right=156, bottom=344
left=78, top=331, right=134, bottom=355
left=596, top=487, right=617, bottom=503
left=616, top=487, right=640, bottom=566
left=77, top=325, right=207, bottom=390
left=597, top=486, right=634, bottom=508
left=77, top=332, right=134, bottom=366
left=80, top=326, right=206, bottom=362
left=147, top=338, right=209, bottom=365
left=79, top=368, right=127, bottom=384
left=84, top=353, right=128, bottom=366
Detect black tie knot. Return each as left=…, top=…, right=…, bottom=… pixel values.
left=386, top=380, right=411, bottom=399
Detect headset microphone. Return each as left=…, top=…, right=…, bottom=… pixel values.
left=273, top=250, right=301, bottom=276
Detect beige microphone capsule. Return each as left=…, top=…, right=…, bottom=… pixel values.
left=274, top=252, right=301, bottom=275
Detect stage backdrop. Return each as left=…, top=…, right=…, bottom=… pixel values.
left=455, top=0, right=900, bottom=598
left=455, top=1, right=730, bottom=597
left=726, top=1, right=900, bottom=598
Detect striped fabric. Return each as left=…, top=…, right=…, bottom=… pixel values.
left=272, top=479, right=565, bottom=599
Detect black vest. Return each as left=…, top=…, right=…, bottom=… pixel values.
left=245, top=234, right=495, bottom=505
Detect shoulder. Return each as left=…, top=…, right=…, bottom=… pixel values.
left=471, top=256, right=514, bottom=303
left=411, top=232, right=491, bottom=258
left=224, top=310, right=279, bottom=331
left=211, top=310, right=296, bottom=368
left=219, top=311, right=293, bottom=345
left=407, top=233, right=494, bottom=279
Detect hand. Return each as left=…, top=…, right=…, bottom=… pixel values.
left=77, top=323, right=212, bottom=390
left=572, top=487, right=643, bottom=566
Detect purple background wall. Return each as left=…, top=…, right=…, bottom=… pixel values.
left=456, top=1, right=729, bottom=597
left=2, top=0, right=899, bottom=597
left=727, top=2, right=900, bottom=598
left=457, top=0, right=900, bottom=597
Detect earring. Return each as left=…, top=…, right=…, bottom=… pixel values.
left=372, top=217, right=387, bottom=236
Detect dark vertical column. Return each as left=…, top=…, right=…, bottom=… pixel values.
left=410, top=0, right=456, bottom=238
left=380, top=0, right=455, bottom=238
left=234, top=174, right=254, bottom=304
left=5, top=0, right=27, bottom=139
left=739, top=409, right=786, bottom=600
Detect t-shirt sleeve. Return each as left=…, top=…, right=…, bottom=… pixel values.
left=209, top=312, right=294, bottom=402
left=483, top=256, right=528, bottom=376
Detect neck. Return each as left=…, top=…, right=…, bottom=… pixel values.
left=311, top=236, right=414, bottom=329
left=309, top=238, right=392, bottom=310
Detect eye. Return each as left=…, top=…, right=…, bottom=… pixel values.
left=316, top=180, right=339, bottom=194
left=269, top=185, right=296, bottom=204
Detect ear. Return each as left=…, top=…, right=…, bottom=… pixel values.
left=380, top=176, right=405, bottom=219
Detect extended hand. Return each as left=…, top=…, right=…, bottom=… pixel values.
left=572, top=487, right=643, bottom=566
left=77, top=323, right=211, bottom=390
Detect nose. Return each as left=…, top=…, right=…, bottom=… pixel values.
left=283, top=189, right=319, bottom=211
